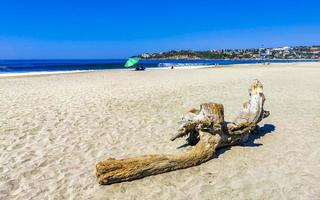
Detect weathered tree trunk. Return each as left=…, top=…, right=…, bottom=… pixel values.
left=96, top=79, right=269, bottom=185
left=96, top=130, right=221, bottom=185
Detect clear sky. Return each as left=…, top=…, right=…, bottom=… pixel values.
left=0, top=0, right=319, bottom=59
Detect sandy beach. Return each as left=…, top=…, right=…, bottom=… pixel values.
left=1, top=62, right=320, bottom=199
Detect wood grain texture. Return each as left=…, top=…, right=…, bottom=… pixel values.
left=96, top=80, right=269, bottom=185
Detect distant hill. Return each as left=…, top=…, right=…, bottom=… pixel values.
left=135, top=46, right=320, bottom=60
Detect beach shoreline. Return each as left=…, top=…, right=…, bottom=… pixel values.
left=0, top=61, right=319, bottom=79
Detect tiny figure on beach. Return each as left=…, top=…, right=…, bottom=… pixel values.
left=135, top=65, right=145, bottom=71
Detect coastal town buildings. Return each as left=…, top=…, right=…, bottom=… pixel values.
left=138, top=46, right=320, bottom=60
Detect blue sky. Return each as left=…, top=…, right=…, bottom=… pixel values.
left=0, top=0, right=319, bottom=59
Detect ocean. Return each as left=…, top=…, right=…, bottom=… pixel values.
left=0, top=59, right=318, bottom=74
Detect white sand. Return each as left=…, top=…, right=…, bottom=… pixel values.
left=1, top=62, right=320, bottom=199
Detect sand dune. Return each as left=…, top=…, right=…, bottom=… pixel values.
left=1, top=62, right=320, bottom=199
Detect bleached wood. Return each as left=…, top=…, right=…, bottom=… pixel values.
left=96, top=80, right=269, bottom=185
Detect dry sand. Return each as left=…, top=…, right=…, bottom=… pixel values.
left=1, top=62, right=320, bottom=199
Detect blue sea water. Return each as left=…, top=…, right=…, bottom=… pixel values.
left=0, top=59, right=318, bottom=74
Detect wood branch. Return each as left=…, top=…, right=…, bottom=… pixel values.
left=96, top=130, right=221, bottom=185
left=170, top=103, right=224, bottom=142
left=227, top=79, right=269, bottom=131
left=96, top=79, right=270, bottom=185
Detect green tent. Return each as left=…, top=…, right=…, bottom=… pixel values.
left=124, top=58, right=140, bottom=68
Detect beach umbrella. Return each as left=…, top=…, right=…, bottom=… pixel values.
left=124, top=58, right=140, bottom=68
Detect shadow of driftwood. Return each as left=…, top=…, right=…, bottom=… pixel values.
left=244, top=124, right=275, bottom=147
left=177, top=143, right=190, bottom=149
left=215, top=124, right=276, bottom=158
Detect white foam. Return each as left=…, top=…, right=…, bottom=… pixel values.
left=0, top=65, right=217, bottom=77
left=0, top=70, right=97, bottom=77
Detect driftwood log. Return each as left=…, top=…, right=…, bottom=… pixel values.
left=96, top=80, right=270, bottom=185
